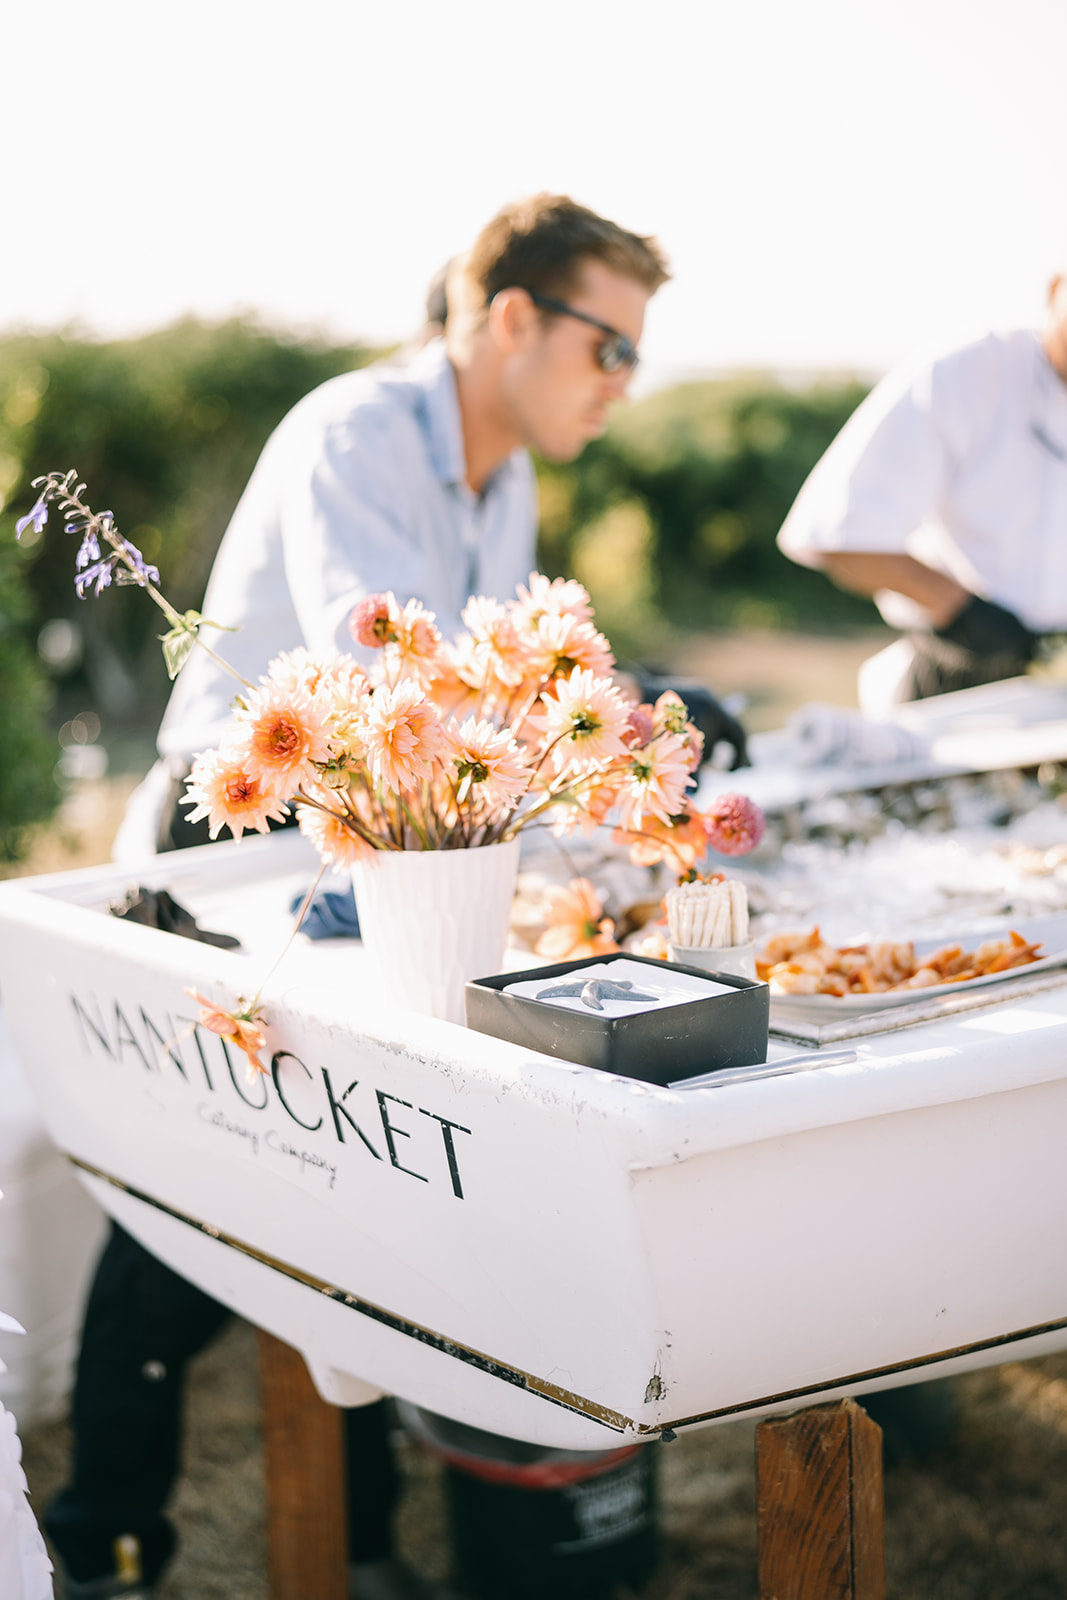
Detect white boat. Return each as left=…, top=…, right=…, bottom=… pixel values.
left=1, top=826, right=1065, bottom=1452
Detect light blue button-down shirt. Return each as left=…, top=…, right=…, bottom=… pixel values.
left=158, top=343, right=537, bottom=759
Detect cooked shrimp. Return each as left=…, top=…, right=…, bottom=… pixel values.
left=971, top=932, right=1041, bottom=973
left=866, top=940, right=916, bottom=986
left=768, top=963, right=820, bottom=995
left=757, top=925, right=1042, bottom=1000
left=889, top=966, right=944, bottom=991
left=760, top=928, right=825, bottom=967
left=922, top=944, right=966, bottom=977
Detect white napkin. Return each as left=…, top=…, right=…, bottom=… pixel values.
left=788, top=703, right=930, bottom=769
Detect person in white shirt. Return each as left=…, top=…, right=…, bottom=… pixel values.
left=777, top=272, right=1067, bottom=708
left=51, top=194, right=670, bottom=1600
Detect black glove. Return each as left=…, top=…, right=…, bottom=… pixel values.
left=934, top=596, right=1037, bottom=662
left=635, top=674, right=750, bottom=770
left=110, top=886, right=240, bottom=948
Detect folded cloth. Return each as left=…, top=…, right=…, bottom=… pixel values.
left=788, top=703, right=930, bottom=769
left=289, top=885, right=362, bottom=940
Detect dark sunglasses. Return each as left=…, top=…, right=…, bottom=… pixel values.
left=527, top=291, right=640, bottom=374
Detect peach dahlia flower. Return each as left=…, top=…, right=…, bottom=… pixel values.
left=182, top=745, right=290, bottom=840
left=528, top=611, right=615, bottom=681
left=615, top=732, right=693, bottom=831
left=535, top=878, right=619, bottom=961
left=540, top=667, right=630, bottom=771
left=236, top=683, right=332, bottom=790
left=184, top=989, right=268, bottom=1082
left=461, top=595, right=529, bottom=688
left=295, top=803, right=372, bottom=868
left=445, top=717, right=531, bottom=811
left=388, top=598, right=444, bottom=685
left=361, top=679, right=445, bottom=792
left=515, top=571, right=594, bottom=626
left=613, top=806, right=709, bottom=872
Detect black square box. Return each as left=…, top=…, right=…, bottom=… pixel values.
left=465, top=951, right=768, bottom=1085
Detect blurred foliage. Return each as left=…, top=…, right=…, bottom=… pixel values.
left=0, top=543, right=61, bottom=858
left=0, top=319, right=377, bottom=730
left=536, top=373, right=877, bottom=659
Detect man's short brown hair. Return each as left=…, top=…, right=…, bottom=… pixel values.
left=463, top=193, right=670, bottom=313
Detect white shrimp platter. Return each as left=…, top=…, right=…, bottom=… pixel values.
left=767, top=913, right=1067, bottom=1020
left=1, top=828, right=1066, bottom=1450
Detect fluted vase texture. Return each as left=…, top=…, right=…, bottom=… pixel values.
left=352, top=839, right=521, bottom=1025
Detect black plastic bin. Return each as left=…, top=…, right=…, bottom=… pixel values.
left=399, top=1404, right=660, bottom=1599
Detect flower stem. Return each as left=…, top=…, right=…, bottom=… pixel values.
left=248, top=861, right=327, bottom=1012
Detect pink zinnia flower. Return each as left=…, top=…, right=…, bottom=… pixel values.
left=350, top=592, right=401, bottom=649
left=295, top=803, right=373, bottom=868
left=181, top=745, right=290, bottom=839
left=623, top=704, right=655, bottom=748
left=236, top=683, right=332, bottom=790
left=445, top=718, right=531, bottom=811
left=515, top=572, right=593, bottom=626
left=540, top=668, right=630, bottom=771
left=362, top=679, right=444, bottom=792
left=616, top=732, right=692, bottom=830
left=184, top=989, right=268, bottom=1083
left=535, top=878, right=619, bottom=961
left=704, top=792, right=765, bottom=856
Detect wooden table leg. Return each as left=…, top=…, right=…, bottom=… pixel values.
left=257, top=1328, right=348, bottom=1600
left=756, top=1398, right=884, bottom=1600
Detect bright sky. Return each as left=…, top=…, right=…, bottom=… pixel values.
left=6, top=0, right=1066, bottom=380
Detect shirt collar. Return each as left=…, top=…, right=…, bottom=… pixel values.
left=410, top=340, right=468, bottom=488
left=410, top=339, right=526, bottom=495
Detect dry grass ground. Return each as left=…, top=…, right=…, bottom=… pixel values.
left=673, top=626, right=893, bottom=731
left=12, top=627, right=1067, bottom=1596
left=21, top=1326, right=1067, bottom=1599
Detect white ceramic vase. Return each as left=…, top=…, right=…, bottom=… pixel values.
left=352, top=838, right=521, bottom=1025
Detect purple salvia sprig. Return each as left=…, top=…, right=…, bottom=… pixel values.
left=14, top=499, right=48, bottom=539
left=25, top=472, right=162, bottom=599
left=17, top=470, right=249, bottom=685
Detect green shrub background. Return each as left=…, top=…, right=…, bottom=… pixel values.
left=0, top=320, right=876, bottom=855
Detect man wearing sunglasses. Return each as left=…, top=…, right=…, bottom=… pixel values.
left=56, top=196, right=685, bottom=1600
left=124, top=195, right=669, bottom=828
left=777, top=271, right=1067, bottom=708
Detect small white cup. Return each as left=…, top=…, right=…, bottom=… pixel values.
left=668, top=941, right=758, bottom=981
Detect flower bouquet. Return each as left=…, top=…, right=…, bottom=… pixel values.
left=19, top=471, right=764, bottom=1025
left=183, top=578, right=712, bottom=865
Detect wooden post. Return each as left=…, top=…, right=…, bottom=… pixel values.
left=756, top=1399, right=884, bottom=1600
left=257, top=1328, right=348, bottom=1600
